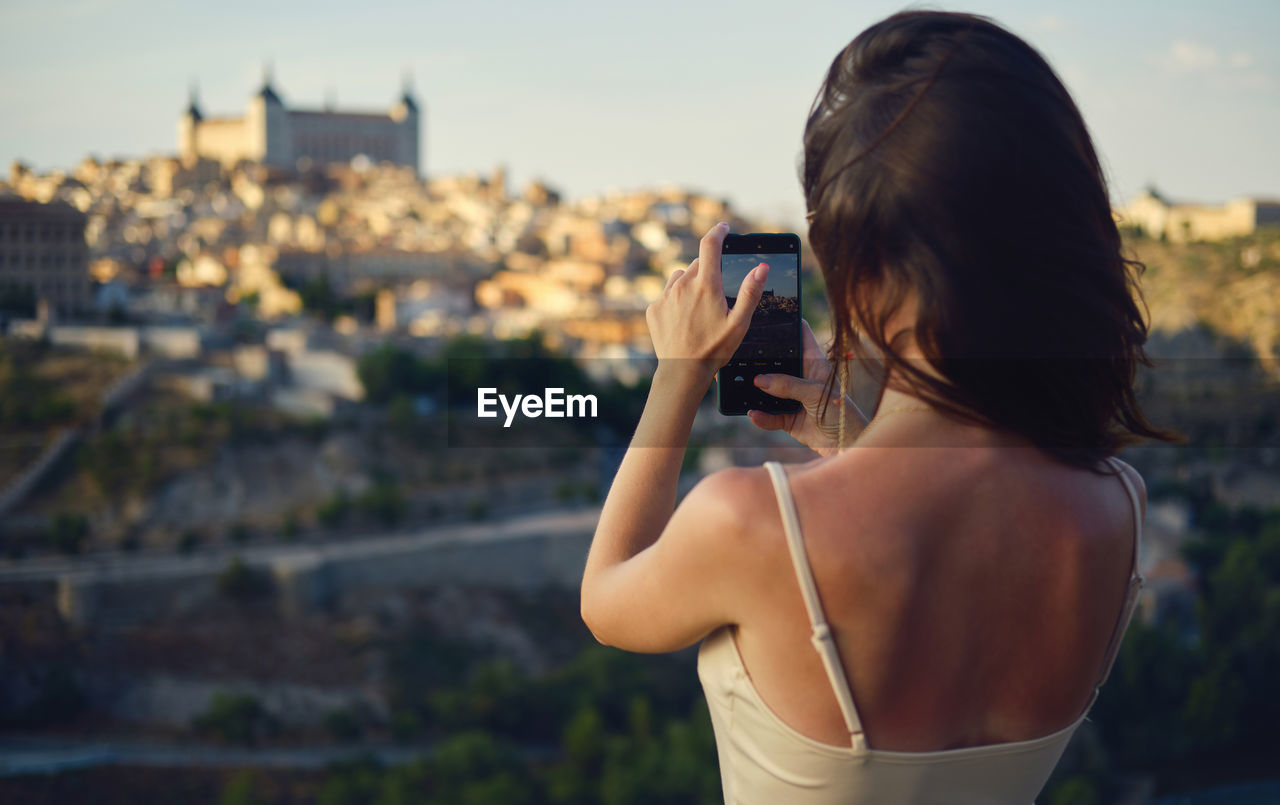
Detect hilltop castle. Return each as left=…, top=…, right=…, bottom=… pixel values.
left=178, top=69, right=421, bottom=173
left=1119, top=186, right=1280, bottom=243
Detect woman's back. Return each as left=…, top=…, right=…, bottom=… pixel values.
left=727, top=424, right=1145, bottom=752
left=580, top=11, right=1176, bottom=804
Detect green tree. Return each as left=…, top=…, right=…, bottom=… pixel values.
left=194, top=692, right=275, bottom=745
left=300, top=275, right=341, bottom=321
left=279, top=511, right=300, bottom=540
left=420, top=731, right=534, bottom=805
left=1093, top=502, right=1280, bottom=778
left=46, top=513, right=89, bottom=554
left=216, top=557, right=272, bottom=601
left=318, top=757, right=383, bottom=805
left=318, top=490, right=352, bottom=528
left=1044, top=775, right=1099, bottom=805
left=357, top=345, right=439, bottom=405
left=219, top=770, right=264, bottom=805
left=357, top=480, right=406, bottom=526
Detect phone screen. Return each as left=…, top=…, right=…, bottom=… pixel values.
left=718, top=233, right=802, bottom=416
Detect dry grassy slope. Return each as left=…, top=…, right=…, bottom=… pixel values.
left=0, top=343, right=135, bottom=485
left=1127, top=228, right=1280, bottom=370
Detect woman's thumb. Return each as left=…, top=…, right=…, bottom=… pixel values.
left=753, top=372, right=816, bottom=405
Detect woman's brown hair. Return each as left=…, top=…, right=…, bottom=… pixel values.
left=803, top=10, right=1179, bottom=469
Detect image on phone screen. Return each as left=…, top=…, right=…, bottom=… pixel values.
left=718, top=234, right=802, bottom=416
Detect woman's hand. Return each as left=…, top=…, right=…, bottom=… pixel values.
left=646, top=222, right=769, bottom=389
left=747, top=320, right=868, bottom=456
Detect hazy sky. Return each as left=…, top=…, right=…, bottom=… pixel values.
left=723, top=253, right=799, bottom=297
left=2, top=0, right=1277, bottom=224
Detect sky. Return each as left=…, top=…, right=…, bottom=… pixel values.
left=723, top=253, right=799, bottom=298
left=1, top=0, right=1277, bottom=225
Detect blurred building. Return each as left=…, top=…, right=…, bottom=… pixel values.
left=1119, top=187, right=1280, bottom=243
left=0, top=198, right=91, bottom=319
left=272, top=248, right=482, bottom=289
left=178, top=69, right=422, bottom=173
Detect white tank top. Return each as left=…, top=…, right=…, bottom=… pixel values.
left=697, top=458, right=1144, bottom=804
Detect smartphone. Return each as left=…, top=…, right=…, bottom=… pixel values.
left=717, top=233, right=803, bottom=416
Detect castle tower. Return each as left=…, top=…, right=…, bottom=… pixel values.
left=246, top=64, right=292, bottom=167
left=390, top=72, right=422, bottom=174
left=177, top=84, right=202, bottom=167
left=178, top=67, right=419, bottom=172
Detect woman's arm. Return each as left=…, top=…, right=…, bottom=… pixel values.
left=583, top=361, right=709, bottom=582
left=580, top=223, right=769, bottom=651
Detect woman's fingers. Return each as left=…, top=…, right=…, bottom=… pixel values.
left=747, top=409, right=791, bottom=431
left=664, top=266, right=688, bottom=291
left=727, top=262, right=768, bottom=333
left=695, top=222, right=730, bottom=289
left=753, top=371, right=820, bottom=405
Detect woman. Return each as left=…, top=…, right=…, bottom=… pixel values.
left=580, top=10, right=1176, bottom=804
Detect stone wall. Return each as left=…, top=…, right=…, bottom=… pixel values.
left=50, top=522, right=595, bottom=631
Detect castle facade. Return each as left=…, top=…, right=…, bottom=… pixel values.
left=178, top=71, right=421, bottom=173
left=1120, top=187, right=1280, bottom=243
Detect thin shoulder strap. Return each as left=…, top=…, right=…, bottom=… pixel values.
left=1110, top=457, right=1143, bottom=579
left=1094, top=457, right=1146, bottom=688
left=763, top=461, right=867, bottom=749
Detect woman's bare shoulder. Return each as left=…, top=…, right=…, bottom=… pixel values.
left=783, top=444, right=1107, bottom=561
left=676, top=460, right=837, bottom=575
left=785, top=445, right=989, bottom=519
left=680, top=463, right=784, bottom=541
left=781, top=447, right=946, bottom=573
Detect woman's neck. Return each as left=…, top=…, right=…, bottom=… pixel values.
left=876, top=385, right=929, bottom=414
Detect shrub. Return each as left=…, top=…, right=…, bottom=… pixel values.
left=317, top=490, right=351, bottom=528
left=194, top=692, right=275, bottom=745
left=216, top=557, right=272, bottom=601
left=46, top=513, right=88, bottom=554
left=278, top=511, right=300, bottom=540
left=218, top=770, right=263, bottom=805
left=357, top=481, right=405, bottom=527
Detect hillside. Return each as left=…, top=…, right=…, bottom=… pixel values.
left=1128, top=227, right=1280, bottom=372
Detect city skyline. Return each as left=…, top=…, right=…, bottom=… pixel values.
left=2, top=0, right=1278, bottom=224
